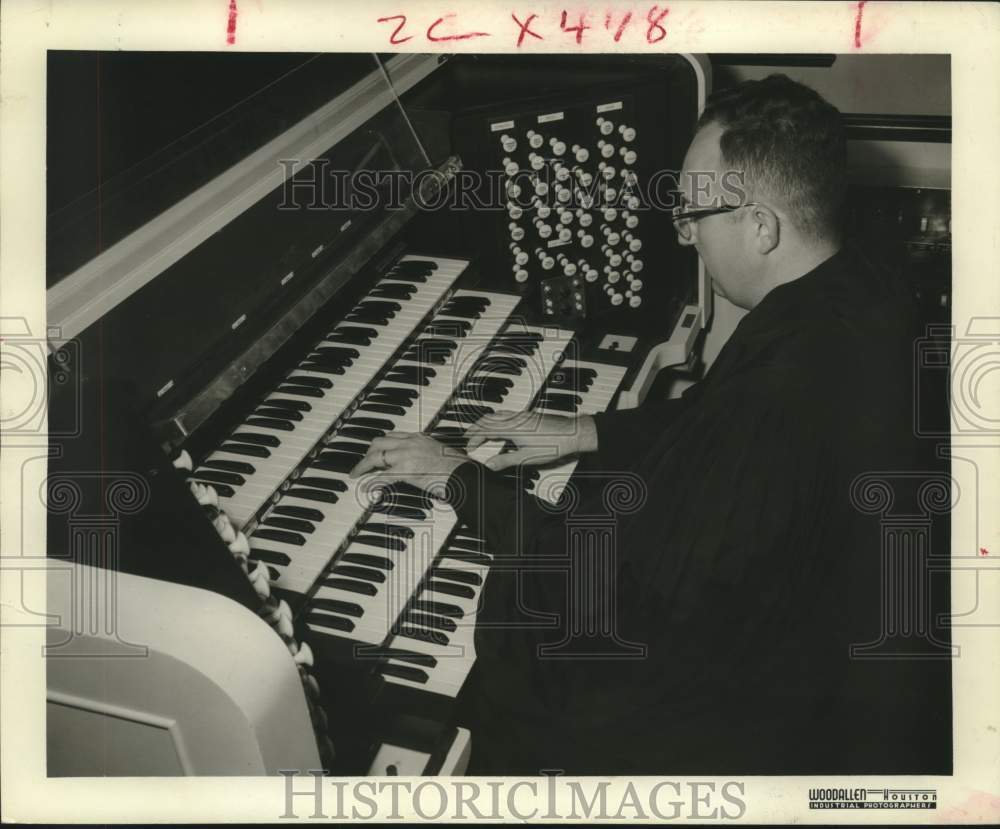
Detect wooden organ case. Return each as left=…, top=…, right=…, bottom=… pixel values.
left=45, top=52, right=709, bottom=776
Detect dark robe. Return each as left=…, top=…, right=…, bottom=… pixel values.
left=446, top=244, right=951, bottom=775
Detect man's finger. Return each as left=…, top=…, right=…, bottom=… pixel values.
left=349, top=435, right=402, bottom=478
left=484, top=446, right=556, bottom=472
left=350, top=451, right=383, bottom=478
left=466, top=410, right=529, bottom=450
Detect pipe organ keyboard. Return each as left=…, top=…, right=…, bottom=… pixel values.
left=188, top=251, right=628, bottom=684
left=46, top=51, right=706, bottom=776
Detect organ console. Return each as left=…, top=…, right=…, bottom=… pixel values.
left=45, top=52, right=709, bottom=775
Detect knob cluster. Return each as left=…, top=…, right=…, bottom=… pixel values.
left=496, top=109, right=645, bottom=311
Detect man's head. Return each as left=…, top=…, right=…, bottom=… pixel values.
left=675, top=74, right=847, bottom=309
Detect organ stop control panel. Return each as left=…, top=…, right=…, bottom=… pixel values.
left=404, top=55, right=705, bottom=340
left=494, top=103, right=648, bottom=316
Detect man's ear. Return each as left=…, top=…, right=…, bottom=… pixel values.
left=751, top=204, right=779, bottom=254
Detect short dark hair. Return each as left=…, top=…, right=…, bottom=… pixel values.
left=698, top=74, right=847, bottom=240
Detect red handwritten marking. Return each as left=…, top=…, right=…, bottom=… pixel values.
left=560, top=10, right=590, bottom=44
left=605, top=10, right=633, bottom=43
left=981, top=547, right=990, bottom=556
left=226, top=0, right=238, bottom=45
left=512, top=12, right=543, bottom=46
left=854, top=0, right=867, bottom=48
left=646, top=5, right=669, bottom=43
left=427, top=13, right=491, bottom=41
left=377, top=14, right=413, bottom=44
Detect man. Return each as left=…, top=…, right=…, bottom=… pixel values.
left=351, top=75, right=950, bottom=774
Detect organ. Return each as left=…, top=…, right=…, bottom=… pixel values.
left=45, top=52, right=709, bottom=775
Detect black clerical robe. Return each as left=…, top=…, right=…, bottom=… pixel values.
left=446, top=245, right=951, bottom=775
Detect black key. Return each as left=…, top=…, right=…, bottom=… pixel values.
left=276, top=384, right=325, bottom=398
left=378, top=647, right=437, bottom=668
left=273, top=504, right=325, bottom=522
left=539, top=391, right=584, bottom=405
left=439, top=408, right=488, bottom=424
left=191, top=480, right=235, bottom=498
left=361, top=522, right=414, bottom=539
left=342, top=552, right=394, bottom=570
left=300, top=362, right=346, bottom=376
left=384, top=272, right=427, bottom=284
left=330, top=325, right=378, bottom=340
left=398, top=625, right=449, bottom=647
left=468, top=371, right=515, bottom=386
left=424, top=322, right=470, bottom=337
left=232, top=432, right=280, bottom=447
left=257, top=397, right=312, bottom=420
left=393, top=258, right=437, bottom=269
left=426, top=579, right=475, bottom=600
left=380, top=663, right=429, bottom=684
left=348, top=417, right=396, bottom=430
left=388, top=366, right=436, bottom=380
left=406, top=610, right=457, bottom=633
left=371, top=285, right=416, bottom=300
left=536, top=397, right=579, bottom=413
left=287, top=375, right=333, bottom=389
left=202, top=458, right=255, bottom=474
left=256, top=406, right=303, bottom=422
left=353, top=534, right=407, bottom=553
left=435, top=309, right=478, bottom=321
left=324, top=441, right=368, bottom=456
left=286, top=487, right=339, bottom=504
left=253, top=528, right=306, bottom=546
left=443, top=550, right=492, bottom=567
left=193, top=468, right=245, bottom=486
left=359, top=403, right=407, bottom=416
left=263, top=516, right=315, bottom=534
left=333, top=564, right=386, bottom=584
left=366, top=394, right=413, bottom=408
left=313, top=453, right=358, bottom=474
left=478, top=355, right=527, bottom=370
left=372, top=386, right=418, bottom=399
left=248, top=547, right=292, bottom=566
left=384, top=373, right=431, bottom=388
left=327, top=332, right=372, bottom=346
left=339, top=426, right=383, bottom=442
left=266, top=397, right=312, bottom=411
left=492, top=342, right=536, bottom=355
left=412, top=599, right=464, bottom=618
left=432, top=567, right=483, bottom=587
left=346, top=311, right=390, bottom=323
left=324, top=577, right=377, bottom=597
left=384, top=491, right=433, bottom=511
left=459, top=390, right=505, bottom=405
left=246, top=417, right=294, bottom=431
left=359, top=300, right=402, bottom=313
left=314, top=346, right=360, bottom=360
left=402, top=350, right=448, bottom=366
left=220, top=442, right=270, bottom=459
left=297, top=476, right=348, bottom=492
left=310, top=597, right=364, bottom=617
left=306, top=613, right=355, bottom=633
left=446, top=404, right=493, bottom=418
left=370, top=503, right=427, bottom=521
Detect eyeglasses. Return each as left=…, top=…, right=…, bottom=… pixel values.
left=672, top=202, right=760, bottom=241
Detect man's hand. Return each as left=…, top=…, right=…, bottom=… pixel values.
left=464, top=409, right=598, bottom=472
left=349, top=433, right=466, bottom=493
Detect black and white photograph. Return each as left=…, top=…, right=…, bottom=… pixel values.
left=2, top=1, right=998, bottom=823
